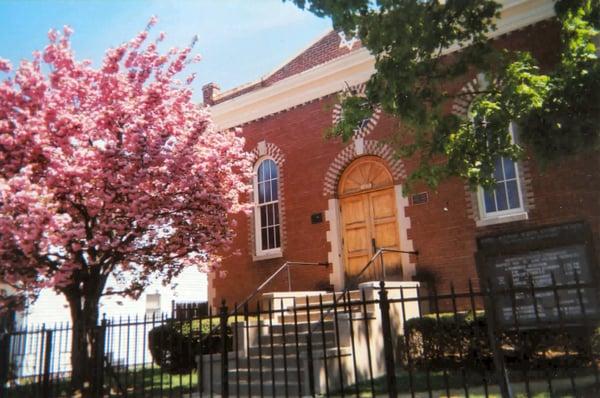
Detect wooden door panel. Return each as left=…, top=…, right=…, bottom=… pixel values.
left=345, top=254, right=372, bottom=281
left=370, top=190, right=396, bottom=219
left=370, top=190, right=399, bottom=247
left=380, top=252, right=403, bottom=279
left=341, top=194, right=371, bottom=285
left=373, top=221, right=398, bottom=248
left=341, top=195, right=370, bottom=264
left=345, top=226, right=369, bottom=254
left=342, top=196, right=368, bottom=225
left=370, top=189, right=403, bottom=280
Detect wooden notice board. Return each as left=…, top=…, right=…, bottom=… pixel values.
left=475, top=221, right=599, bottom=328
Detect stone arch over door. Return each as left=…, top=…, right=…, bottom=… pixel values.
left=322, top=140, right=406, bottom=197
left=323, top=148, right=415, bottom=290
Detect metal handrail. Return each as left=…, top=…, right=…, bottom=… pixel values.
left=201, top=260, right=328, bottom=340
left=309, top=246, right=419, bottom=333
left=200, top=246, right=417, bottom=342
left=233, top=260, right=329, bottom=315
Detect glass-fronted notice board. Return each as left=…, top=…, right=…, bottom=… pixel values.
left=476, top=221, right=598, bottom=328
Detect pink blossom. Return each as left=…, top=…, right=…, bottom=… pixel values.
left=185, top=72, right=196, bottom=85
left=47, top=29, right=58, bottom=42
left=0, top=22, right=252, bottom=312
left=0, top=58, right=12, bottom=72
left=148, top=15, right=158, bottom=28
left=63, top=25, right=73, bottom=37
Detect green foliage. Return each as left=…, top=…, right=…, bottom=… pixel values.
left=147, top=320, right=232, bottom=373
left=326, top=95, right=374, bottom=140
left=289, top=0, right=600, bottom=190
left=399, top=313, right=598, bottom=370
left=400, top=312, right=491, bottom=369
left=522, top=0, right=600, bottom=163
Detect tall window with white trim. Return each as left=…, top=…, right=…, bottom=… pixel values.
left=254, top=158, right=281, bottom=254
left=478, top=123, right=525, bottom=219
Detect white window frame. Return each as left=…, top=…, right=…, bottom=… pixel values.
left=253, top=157, right=282, bottom=258
left=476, top=122, right=528, bottom=226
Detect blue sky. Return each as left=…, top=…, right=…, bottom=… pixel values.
left=0, top=0, right=332, bottom=98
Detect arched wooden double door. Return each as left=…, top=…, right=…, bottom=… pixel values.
left=339, top=156, right=402, bottom=286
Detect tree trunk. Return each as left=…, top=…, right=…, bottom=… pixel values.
left=66, top=290, right=104, bottom=397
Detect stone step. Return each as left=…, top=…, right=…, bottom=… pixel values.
left=273, top=311, right=339, bottom=324
left=236, top=354, right=302, bottom=368
left=293, top=290, right=363, bottom=306
left=257, top=330, right=336, bottom=346
left=264, top=319, right=334, bottom=334
left=200, top=343, right=348, bottom=367
left=282, top=302, right=365, bottom=316
left=227, top=366, right=302, bottom=383
left=273, top=307, right=368, bottom=324
left=248, top=340, right=339, bottom=356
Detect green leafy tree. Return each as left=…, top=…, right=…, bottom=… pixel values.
left=289, top=0, right=600, bottom=190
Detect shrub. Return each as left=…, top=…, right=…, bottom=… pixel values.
left=400, top=312, right=490, bottom=369
left=398, top=312, right=598, bottom=370
left=148, top=320, right=232, bottom=373
left=592, top=326, right=600, bottom=357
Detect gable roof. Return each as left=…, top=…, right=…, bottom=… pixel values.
left=209, top=0, right=557, bottom=130
left=208, top=30, right=362, bottom=105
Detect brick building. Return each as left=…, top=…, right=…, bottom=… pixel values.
left=204, top=0, right=599, bottom=308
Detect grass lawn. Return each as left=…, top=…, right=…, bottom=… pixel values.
left=106, top=364, right=198, bottom=397
left=339, top=368, right=599, bottom=398
left=2, top=365, right=198, bottom=398
left=5, top=366, right=598, bottom=397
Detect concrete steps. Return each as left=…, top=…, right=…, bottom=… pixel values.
left=199, top=285, right=416, bottom=396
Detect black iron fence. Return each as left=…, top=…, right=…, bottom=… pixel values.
left=1, top=278, right=599, bottom=397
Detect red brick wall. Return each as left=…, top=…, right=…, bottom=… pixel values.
left=213, top=97, right=342, bottom=307
left=210, top=21, right=600, bottom=307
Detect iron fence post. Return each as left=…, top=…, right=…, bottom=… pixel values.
left=219, top=299, right=229, bottom=398
left=378, top=280, right=397, bottom=398
left=41, top=329, right=53, bottom=398
left=305, top=296, right=316, bottom=397
left=94, top=317, right=107, bottom=397
left=483, top=282, right=513, bottom=398
left=0, top=332, right=8, bottom=396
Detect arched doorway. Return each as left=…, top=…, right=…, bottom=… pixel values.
left=338, top=156, right=403, bottom=286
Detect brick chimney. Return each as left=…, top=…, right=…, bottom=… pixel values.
left=202, top=82, right=220, bottom=106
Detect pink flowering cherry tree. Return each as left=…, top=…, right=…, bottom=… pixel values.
left=0, top=18, right=251, bottom=395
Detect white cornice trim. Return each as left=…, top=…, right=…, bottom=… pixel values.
left=212, top=48, right=374, bottom=129
left=211, top=0, right=555, bottom=130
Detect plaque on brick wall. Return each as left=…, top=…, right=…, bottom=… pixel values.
left=475, top=221, right=599, bottom=328
left=411, top=192, right=429, bottom=205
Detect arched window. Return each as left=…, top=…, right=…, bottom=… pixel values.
left=254, top=158, right=281, bottom=254
left=455, top=76, right=529, bottom=225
